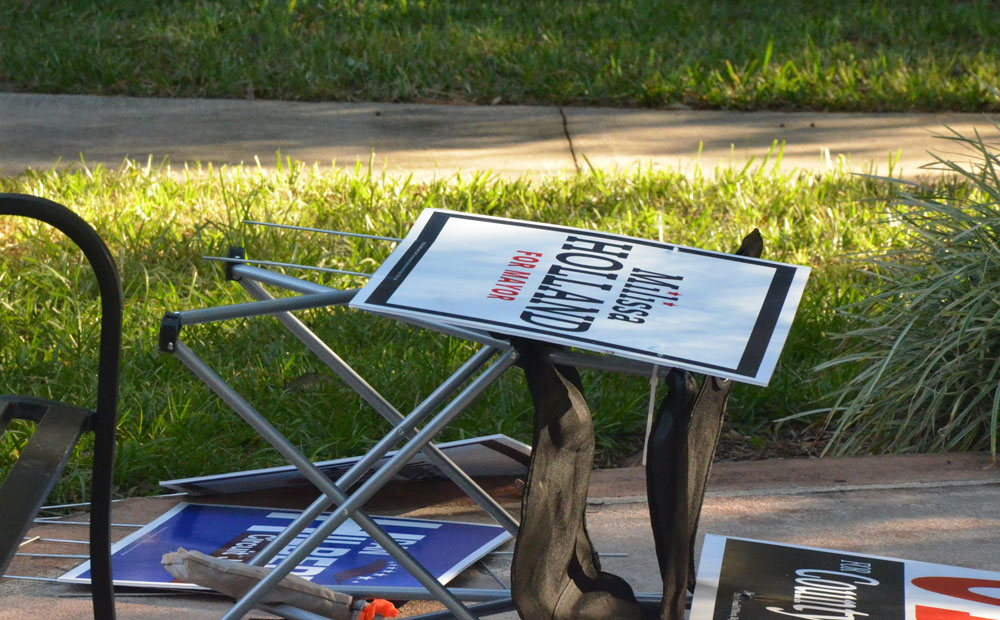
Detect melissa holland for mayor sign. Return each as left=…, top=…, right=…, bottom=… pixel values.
left=351, top=209, right=810, bottom=386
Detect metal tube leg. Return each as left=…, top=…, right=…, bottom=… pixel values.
left=232, top=265, right=510, bottom=349
left=239, top=278, right=519, bottom=534
left=258, top=603, right=332, bottom=620
left=222, top=350, right=519, bottom=620
left=172, top=342, right=493, bottom=620
left=175, top=290, right=357, bottom=326
left=249, top=344, right=500, bottom=568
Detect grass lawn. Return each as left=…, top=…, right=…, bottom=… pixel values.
left=1, top=0, right=998, bottom=111
left=0, top=160, right=940, bottom=503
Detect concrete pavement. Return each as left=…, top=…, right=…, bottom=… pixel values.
left=2, top=452, right=997, bottom=619
left=2, top=92, right=996, bottom=180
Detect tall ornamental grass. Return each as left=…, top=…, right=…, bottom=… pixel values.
left=807, top=125, right=1000, bottom=458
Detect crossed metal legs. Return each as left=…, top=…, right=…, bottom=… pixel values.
left=161, top=268, right=522, bottom=620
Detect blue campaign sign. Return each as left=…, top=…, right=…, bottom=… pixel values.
left=60, top=503, right=511, bottom=589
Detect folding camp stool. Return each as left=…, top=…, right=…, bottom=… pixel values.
left=0, top=194, right=121, bottom=620
left=159, top=255, right=529, bottom=620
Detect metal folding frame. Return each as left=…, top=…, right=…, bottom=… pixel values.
left=158, top=262, right=525, bottom=619
left=158, top=259, right=676, bottom=619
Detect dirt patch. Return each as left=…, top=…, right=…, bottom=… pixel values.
left=713, top=424, right=831, bottom=462
left=615, top=422, right=831, bottom=468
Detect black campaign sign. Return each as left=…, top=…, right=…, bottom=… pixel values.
left=712, top=538, right=905, bottom=620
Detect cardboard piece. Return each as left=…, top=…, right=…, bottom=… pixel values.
left=159, top=434, right=530, bottom=495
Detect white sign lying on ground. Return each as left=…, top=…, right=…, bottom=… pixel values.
left=59, top=503, right=510, bottom=590
left=160, top=434, right=530, bottom=495
left=351, top=209, right=810, bottom=386
left=692, top=535, right=1000, bottom=620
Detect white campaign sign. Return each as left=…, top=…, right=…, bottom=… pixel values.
left=351, top=209, right=810, bottom=385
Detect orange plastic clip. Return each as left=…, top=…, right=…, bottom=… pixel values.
left=359, top=598, right=400, bottom=620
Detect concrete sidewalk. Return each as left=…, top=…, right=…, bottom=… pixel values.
left=2, top=452, right=997, bottom=619
left=2, top=93, right=996, bottom=180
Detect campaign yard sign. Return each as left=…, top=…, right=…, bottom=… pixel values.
left=59, top=503, right=510, bottom=590
left=691, top=535, right=1000, bottom=620
left=350, top=209, right=810, bottom=386
left=159, top=434, right=530, bottom=495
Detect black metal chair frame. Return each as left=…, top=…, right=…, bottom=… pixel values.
left=0, top=193, right=120, bottom=620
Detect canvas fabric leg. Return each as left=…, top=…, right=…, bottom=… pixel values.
left=509, top=338, right=648, bottom=620
left=646, top=371, right=732, bottom=620
left=647, top=228, right=764, bottom=620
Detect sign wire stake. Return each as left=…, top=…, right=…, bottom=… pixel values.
left=203, top=256, right=372, bottom=278
left=243, top=220, right=401, bottom=243
left=642, top=364, right=660, bottom=467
